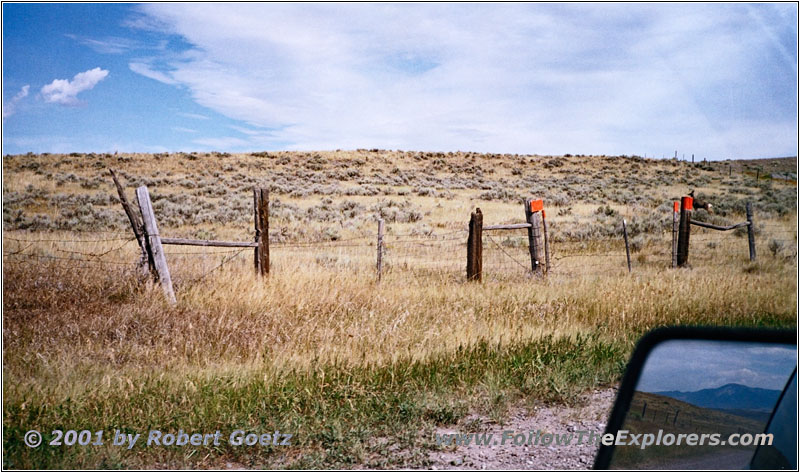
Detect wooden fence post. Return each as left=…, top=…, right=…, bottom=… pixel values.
left=746, top=202, right=756, bottom=262
left=531, top=212, right=544, bottom=276
left=109, top=169, right=149, bottom=276
left=677, top=196, right=693, bottom=267
left=622, top=218, right=631, bottom=273
left=377, top=218, right=384, bottom=282
left=467, top=208, right=483, bottom=281
left=254, top=188, right=270, bottom=276
left=524, top=199, right=536, bottom=273
left=524, top=199, right=542, bottom=275
left=253, top=189, right=259, bottom=273
left=542, top=209, right=551, bottom=274
left=136, top=186, right=176, bottom=305
left=671, top=201, right=679, bottom=268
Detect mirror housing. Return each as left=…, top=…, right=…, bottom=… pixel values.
left=594, top=326, right=796, bottom=470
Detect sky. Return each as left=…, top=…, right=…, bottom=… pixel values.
left=636, top=340, right=797, bottom=392
left=2, top=3, right=797, bottom=158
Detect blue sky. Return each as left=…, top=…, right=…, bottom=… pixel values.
left=2, top=3, right=797, bottom=158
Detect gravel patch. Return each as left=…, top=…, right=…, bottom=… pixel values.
left=427, top=387, right=617, bottom=470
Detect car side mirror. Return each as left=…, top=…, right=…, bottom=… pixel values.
left=594, top=326, right=796, bottom=470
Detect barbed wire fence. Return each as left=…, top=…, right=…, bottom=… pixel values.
left=5, top=215, right=796, bottom=283
left=5, top=187, right=797, bottom=300
left=3, top=232, right=140, bottom=270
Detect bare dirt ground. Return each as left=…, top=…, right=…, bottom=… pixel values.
left=427, top=387, right=617, bottom=470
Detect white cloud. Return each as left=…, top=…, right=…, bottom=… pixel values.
left=3, top=84, right=30, bottom=118
left=135, top=3, right=797, bottom=157
left=172, top=126, right=197, bottom=133
left=40, top=67, right=109, bottom=105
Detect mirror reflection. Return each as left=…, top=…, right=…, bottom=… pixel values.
left=609, top=340, right=796, bottom=470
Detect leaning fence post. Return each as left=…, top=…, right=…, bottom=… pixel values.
left=542, top=209, right=551, bottom=274
left=109, top=168, right=149, bottom=276
left=377, top=218, right=384, bottom=282
left=467, top=208, right=483, bottom=281
left=677, top=196, right=693, bottom=267
left=622, top=218, right=631, bottom=273
left=671, top=201, right=679, bottom=268
left=254, top=188, right=270, bottom=276
left=136, top=186, right=176, bottom=305
left=746, top=202, right=756, bottom=262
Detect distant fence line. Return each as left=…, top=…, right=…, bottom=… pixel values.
left=2, top=169, right=795, bottom=304
left=5, top=217, right=795, bottom=287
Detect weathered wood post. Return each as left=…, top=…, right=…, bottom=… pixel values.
left=254, top=188, right=270, bottom=276
left=466, top=208, right=483, bottom=281
left=253, top=190, right=259, bottom=273
left=746, top=202, right=756, bottom=262
left=677, top=196, right=693, bottom=267
left=531, top=212, right=544, bottom=275
left=524, top=199, right=543, bottom=275
left=542, top=209, right=551, bottom=274
left=622, top=218, right=631, bottom=273
left=109, top=169, right=149, bottom=276
left=136, top=186, right=176, bottom=305
left=377, top=218, right=384, bottom=282
left=671, top=201, right=679, bottom=268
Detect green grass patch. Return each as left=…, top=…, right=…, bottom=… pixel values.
left=4, top=333, right=626, bottom=469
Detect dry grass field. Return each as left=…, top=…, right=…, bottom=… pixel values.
left=2, top=151, right=797, bottom=468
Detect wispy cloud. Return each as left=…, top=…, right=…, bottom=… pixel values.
left=172, top=126, right=197, bottom=133
left=229, top=125, right=274, bottom=136
left=66, top=34, right=140, bottom=54
left=177, top=112, right=210, bottom=120
left=129, top=62, right=178, bottom=85
left=134, top=3, right=797, bottom=157
left=192, top=136, right=250, bottom=149
left=122, top=11, right=172, bottom=32
left=40, top=67, right=109, bottom=106
left=3, top=84, right=30, bottom=118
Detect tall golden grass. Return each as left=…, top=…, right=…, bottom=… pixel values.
left=4, top=223, right=796, bottom=403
